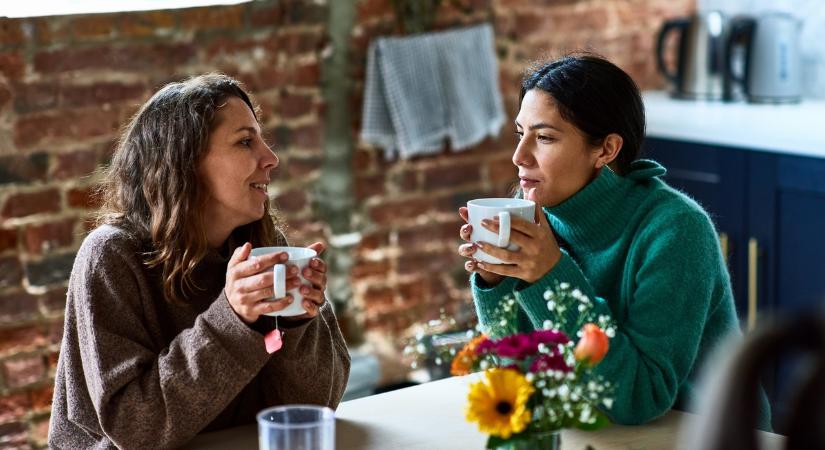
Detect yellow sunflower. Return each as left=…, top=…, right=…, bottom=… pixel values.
left=465, top=368, right=534, bottom=439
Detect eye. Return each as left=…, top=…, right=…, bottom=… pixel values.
left=537, top=135, right=556, bottom=143
left=238, top=138, right=252, bottom=148
left=514, top=131, right=523, bottom=140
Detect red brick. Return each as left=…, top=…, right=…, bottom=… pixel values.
left=368, top=197, right=448, bottom=226
left=487, top=156, right=517, bottom=183
left=280, top=91, right=314, bottom=119
left=423, top=161, right=482, bottom=189
left=67, top=186, right=102, bottom=209
left=0, top=153, right=49, bottom=185
left=285, top=155, right=321, bottom=179
left=273, top=31, right=324, bottom=55
left=398, top=221, right=460, bottom=248
left=60, top=82, right=146, bottom=108
left=249, top=3, right=285, bottom=27
left=398, top=277, right=431, bottom=304
left=0, top=291, right=38, bottom=324
left=355, top=231, right=388, bottom=253
left=363, top=285, right=396, bottom=311
left=0, top=18, right=24, bottom=47
left=117, top=10, right=177, bottom=38
left=273, top=189, right=307, bottom=214
left=0, top=52, right=24, bottom=80
left=2, top=354, right=46, bottom=389
left=0, top=81, right=10, bottom=109
left=397, top=250, right=461, bottom=274
left=252, top=67, right=291, bottom=92
left=0, top=189, right=61, bottom=219
left=351, top=259, right=390, bottom=280
left=0, top=326, right=48, bottom=357
left=353, top=149, right=374, bottom=172
left=180, top=4, right=246, bottom=30
left=14, top=108, right=123, bottom=148
left=46, top=351, right=59, bottom=372
left=70, top=14, right=115, bottom=41
left=291, top=124, right=321, bottom=149
left=22, top=218, right=76, bottom=255
left=52, top=150, right=99, bottom=180
left=355, top=173, right=385, bottom=200
left=0, top=421, right=27, bottom=447
left=33, top=43, right=196, bottom=74
left=357, top=0, right=394, bottom=21
left=30, top=414, right=51, bottom=446
left=12, top=82, right=59, bottom=113
left=292, top=61, right=321, bottom=87
left=29, top=384, right=53, bottom=411
left=0, top=228, right=17, bottom=252
left=40, top=289, right=67, bottom=316
left=0, top=392, right=31, bottom=422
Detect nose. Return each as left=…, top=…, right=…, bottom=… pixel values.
left=512, top=137, right=532, bottom=168
left=261, top=142, right=279, bottom=170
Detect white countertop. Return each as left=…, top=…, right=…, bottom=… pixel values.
left=644, top=91, right=825, bottom=159
left=183, top=375, right=785, bottom=450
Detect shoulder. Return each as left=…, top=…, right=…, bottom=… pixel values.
left=634, top=181, right=719, bottom=245
left=74, top=225, right=146, bottom=277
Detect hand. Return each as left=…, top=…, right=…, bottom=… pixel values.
left=458, top=206, right=504, bottom=286
left=225, top=243, right=294, bottom=324
left=281, top=241, right=328, bottom=320
left=473, top=188, right=562, bottom=283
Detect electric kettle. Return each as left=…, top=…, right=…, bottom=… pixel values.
left=726, top=12, right=803, bottom=103
left=656, top=10, right=731, bottom=100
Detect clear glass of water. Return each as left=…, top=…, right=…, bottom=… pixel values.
left=257, top=405, right=335, bottom=450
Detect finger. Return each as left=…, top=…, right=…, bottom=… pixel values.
left=299, top=285, right=325, bottom=305
left=309, top=257, right=327, bottom=274
left=475, top=241, right=517, bottom=263
left=232, top=251, right=288, bottom=278
left=460, top=223, right=473, bottom=242
left=308, top=241, right=326, bottom=256
left=301, top=298, right=321, bottom=317
left=508, top=214, right=541, bottom=237
left=526, top=188, right=549, bottom=229
left=302, top=266, right=327, bottom=289
left=458, top=207, right=469, bottom=223
left=252, top=295, right=294, bottom=315
left=235, top=272, right=273, bottom=295
left=464, top=260, right=480, bottom=273
left=458, top=242, right=478, bottom=257
left=229, top=242, right=252, bottom=267
left=476, top=261, right=520, bottom=277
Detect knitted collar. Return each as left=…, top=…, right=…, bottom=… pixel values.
left=546, top=160, right=666, bottom=252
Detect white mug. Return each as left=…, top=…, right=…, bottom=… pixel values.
left=467, top=198, right=536, bottom=264
left=249, top=246, right=318, bottom=317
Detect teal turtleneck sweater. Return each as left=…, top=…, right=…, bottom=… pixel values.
left=472, top=160, right=771, bottom=428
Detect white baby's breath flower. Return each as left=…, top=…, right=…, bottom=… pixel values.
left=525, top=373, right=535, bottom=383
left=558, top=384, right=570, bottom=400
left=536, top=380, right=546, bottom=388
left=554, top=371, right=564, bottom=381
left=578, top=304, right=586, bottom=312
left=606, top=328, right=616, bottom=338
left=544, top=290, right=554, bottom=300
left=449, top=348, right=456, bottom=356
left=603, top=398, right=614, bottom=409
left=427, top=319, right=440, bottom=327
left=415, top=330, right=425, bottom=340
left=465, top=329, right=474, bottom=338
left=435, top=357, right=442, bottom=365
left=480, top=360, right=489, bottom=370
left=543, top=320, right=553, bottom=330
left=572, top=289, right=582, bottom=298
left=563, top=402, right=571, bottom=412
left=566, top=372, right=575, bottom=381
left=499, top=319, right=507, bottom=327
left=543, top=388, right=552, bottom=397
left=560, top=282, right=570, bottom=290
left=411, top=361, right=418, bottom=369
left=547, top=300, right=556, bottom=311
left=416, top=344, right=426, bottom=353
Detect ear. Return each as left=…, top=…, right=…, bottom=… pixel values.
left=594, top=133, right=623, bottom=169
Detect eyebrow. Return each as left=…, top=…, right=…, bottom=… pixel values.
left=514, top=121, right=562, bottom=132
left=233, top=126, right=260, bottom=134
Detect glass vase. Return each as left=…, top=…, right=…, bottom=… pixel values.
left=490, top=430, right=561, bottom=450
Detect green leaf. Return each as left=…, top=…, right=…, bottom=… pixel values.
left=575, top=409, right=611, bottom=431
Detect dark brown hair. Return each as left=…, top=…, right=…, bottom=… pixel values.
left=520, top=53, right=646, bottom=175
left=97, top=73, right=284, bottom=303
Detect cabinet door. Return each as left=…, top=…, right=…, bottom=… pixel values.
left=643, top=138, right=749, bottom=320
left=749, top=152, right=825, bottom=424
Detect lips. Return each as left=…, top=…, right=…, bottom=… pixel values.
left=250, top=182, right=269, bottom=196
left=519, top=176, right=540, bottom=188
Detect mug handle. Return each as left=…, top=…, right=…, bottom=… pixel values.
left=497, top=211, right=511, bottom=248
left=274, top=264, right=286, bottom=299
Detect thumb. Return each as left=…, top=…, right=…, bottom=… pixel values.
left=230, top=242, right=252, bottom=266
left=308, top=241, right=326, bottom=255
left=527, top=188, right=550, bottom=228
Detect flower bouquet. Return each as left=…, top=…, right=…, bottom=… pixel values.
left=453, top=282, right=616, bottom=450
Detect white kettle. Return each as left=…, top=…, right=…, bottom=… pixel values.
left=726, top=12, right=803, bottom=103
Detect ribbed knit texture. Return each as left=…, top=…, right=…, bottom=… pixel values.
left=49, top=225, right=351, bottom=449
left=472, top=160, right=771, bottom=428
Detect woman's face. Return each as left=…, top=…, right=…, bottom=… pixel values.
left=513, top=89, right=602, bottom=207
left=198, top=96, right=278, bottom=240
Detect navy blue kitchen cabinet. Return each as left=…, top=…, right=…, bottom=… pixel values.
left=643, top=136, right=825, bottom=430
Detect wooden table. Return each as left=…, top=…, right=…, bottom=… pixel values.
left=184, top=375, right=785, bottom=449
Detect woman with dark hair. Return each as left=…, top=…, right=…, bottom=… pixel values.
left=49, top=74, right=350, bottom=448
left=458, top=54, right=770, bottom=428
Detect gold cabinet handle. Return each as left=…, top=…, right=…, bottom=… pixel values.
left=719, top=232, right=729, bottom=265
left=747, top=238, right=759, bottom=331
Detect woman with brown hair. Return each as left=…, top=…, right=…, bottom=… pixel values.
left=48, top=74, right=350, bottom=449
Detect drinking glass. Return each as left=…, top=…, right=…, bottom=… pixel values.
left=257, top=405, right=335, bottom=450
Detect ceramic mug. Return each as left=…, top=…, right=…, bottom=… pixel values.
left=467, top=198, right=536, bottom=264
left=249, top=246, right=318, bottom=317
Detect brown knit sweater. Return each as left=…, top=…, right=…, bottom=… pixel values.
left=48, top=225, right=351, bottom=449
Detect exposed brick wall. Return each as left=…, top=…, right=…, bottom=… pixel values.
left=0, top=0, right=693, bottom=446
left=0, top=1, right=327, bottom=447
left=349, top=0, right=693, bottom=379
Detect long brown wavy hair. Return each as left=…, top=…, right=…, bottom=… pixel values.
left=97, top=73, right=285, bottom=303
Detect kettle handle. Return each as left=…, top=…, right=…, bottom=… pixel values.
left=656, top=18, right=689, bottom=86
left=724, top=16, right=756, bottom=98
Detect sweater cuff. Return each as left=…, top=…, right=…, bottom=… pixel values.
left=201, top=291, right=271, bottom=371
left=471, top=273, right=518, bottom=331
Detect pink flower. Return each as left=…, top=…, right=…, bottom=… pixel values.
left=530, top=329, right=570, bottom=346
left=528, top=353, right=571, bottom=373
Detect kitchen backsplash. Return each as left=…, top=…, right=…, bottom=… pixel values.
left=698, top=0, right=825, bottom=98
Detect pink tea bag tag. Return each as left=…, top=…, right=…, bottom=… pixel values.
left=265, top=328, right=283, bottom=353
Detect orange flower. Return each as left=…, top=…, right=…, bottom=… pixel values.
left=451, top=334, right=488, bottom=376
left=574, top=324, right=609, bottom=366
